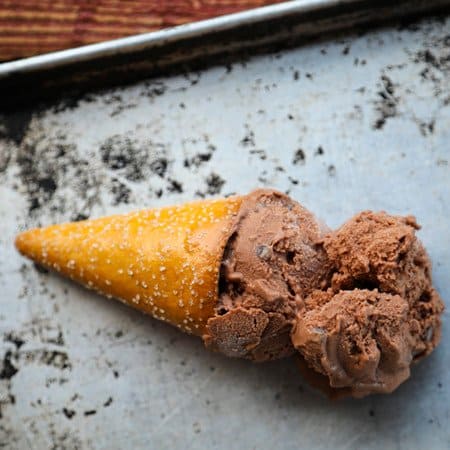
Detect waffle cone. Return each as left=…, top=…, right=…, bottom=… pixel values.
left=15, top=196, right=242, bottom=335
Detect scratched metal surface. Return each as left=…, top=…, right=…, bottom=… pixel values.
left=1, top=15, right=449, bottom=450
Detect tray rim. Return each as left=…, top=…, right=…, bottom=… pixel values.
left=0, top=0, right=344, bottom=78
left=1, top=0, right=449, bottom=86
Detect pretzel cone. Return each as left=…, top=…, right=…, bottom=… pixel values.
left=15, top=196, right=242, bottom=335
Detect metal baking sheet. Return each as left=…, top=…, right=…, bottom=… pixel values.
left=1, top=11, right=449, bottom=450
left=1, top=0, right=450, bottom=108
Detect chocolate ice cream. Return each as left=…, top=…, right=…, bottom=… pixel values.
left=204, top=190, right=444, bottom=397
left=291, top=211, right=443, bottom=397
left=203, top=189, right=331, bottom=361
left=293, top=289, right=414, bottom=397
left=322, top=211, right=443, bottom=361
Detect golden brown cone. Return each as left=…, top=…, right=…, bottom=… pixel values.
left=15, top=196, right=243, bottom=336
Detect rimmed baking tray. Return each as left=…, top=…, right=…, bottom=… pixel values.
left=1, top=0, right=450, bottom=108
left=1, top=2, right=449, bottom=449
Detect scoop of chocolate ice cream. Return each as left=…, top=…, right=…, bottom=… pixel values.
left=203, top=189, right=331, bottom=361
left=291, top=211, right=444, bottom=397
left=322, top=211, right=444, bottom=360
left=292, top=289, right=413, bottom=397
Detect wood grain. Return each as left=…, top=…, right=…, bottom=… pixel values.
left=0, top=0, right=285, bottom=61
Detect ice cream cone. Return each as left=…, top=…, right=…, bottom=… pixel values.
left=15, top=196, right=242, bottom=335
left=14, top=188, right=445, bottom=397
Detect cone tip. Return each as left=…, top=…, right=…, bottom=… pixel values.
left=15, top=230, right=26, bottom=253
left=15, top=229, right=37, bottom=259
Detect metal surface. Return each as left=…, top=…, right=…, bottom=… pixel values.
left=0, top=0, right=449, bottom=78
left=0, top=12, right=449, bottom=450
left=1, top=0, right=450, bottom=109
left=0, top=0, right=341, bottom=75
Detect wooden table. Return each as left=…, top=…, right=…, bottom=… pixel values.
left=0, top=0, right=285, bottom=61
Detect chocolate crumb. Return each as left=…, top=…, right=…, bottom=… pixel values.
left=328, top=165, right=336, bottom=176
left=62, top=408, right=76, bottom=419
left=39, top=351, right=71, bottom=370
left=150, top=158, right=168, bottom=178
left=373, top=74, right=399, bottom=130
left=193, top=422, right=201, bottom=434
left=4, top=333, right=25, bottom=349
left=293, top=149, right=306, bottom=165
left=240, top=127, right=255, bottom=147
left=110, top=178, right=131, bottom=205
left=73, top=213, right=89, bottom=222
left=204, top=173, right=225, bottom=196
left=46, top=331, right=65, bottom=346
left=184, top=152, right=212, bottom=168
left=249, top=149, right=267, bottom=161
left=167, top=179, right=183, bottom=193
left=0, top=351, right=18, bottom=380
